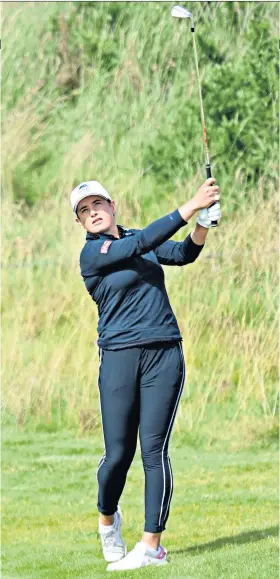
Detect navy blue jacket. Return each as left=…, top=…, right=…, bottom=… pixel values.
left=80, top=209, right=204, bottom=349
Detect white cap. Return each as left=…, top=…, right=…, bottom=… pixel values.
left=70, top=181, right=112, bottom=213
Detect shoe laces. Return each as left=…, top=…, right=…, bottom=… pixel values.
left=103, top=530, right=117, bottom=548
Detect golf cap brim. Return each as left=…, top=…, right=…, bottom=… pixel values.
left=70, top=181, right=112, bottom=214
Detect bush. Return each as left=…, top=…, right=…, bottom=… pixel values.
left=144, top=3, right=278, bottom=194
left=2, top=2, right=278, bottom=205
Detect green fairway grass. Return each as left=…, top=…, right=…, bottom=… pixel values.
left=2, top=429, right=278, bottom=579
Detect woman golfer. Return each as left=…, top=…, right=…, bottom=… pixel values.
left=70, top=179, right=221, bottom=571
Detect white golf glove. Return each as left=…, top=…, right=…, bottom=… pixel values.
left=196, top=203, right=221, bottom=228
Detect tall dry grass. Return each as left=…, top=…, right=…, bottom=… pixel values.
left=2, top=178, right=278, bottom=447
left=2, top=1, right=278, bottom=448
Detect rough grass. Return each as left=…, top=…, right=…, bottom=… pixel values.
left=1, top=1, right=278, bottom=447
left=2, top=186, right=278, bottom=447
left=2, top=2, right=278, bottom=205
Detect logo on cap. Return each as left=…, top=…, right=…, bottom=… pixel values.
left=79, top=183, right=88, bottom=191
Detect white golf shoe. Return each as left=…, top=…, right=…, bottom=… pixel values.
left=106, top=541, right=168, bottom=571
left=99, top=507, right=126, bottom=563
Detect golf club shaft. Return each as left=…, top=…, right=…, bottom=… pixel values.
left=191, top=26, right=218, bottom=225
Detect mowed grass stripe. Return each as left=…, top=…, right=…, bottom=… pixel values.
left=2, top=430, right=278, bottom=578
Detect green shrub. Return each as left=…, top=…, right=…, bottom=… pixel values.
left=2, top=2, right=278, bottom=205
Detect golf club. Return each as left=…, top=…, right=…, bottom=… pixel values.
left=171, top=5, right=218, bottom=226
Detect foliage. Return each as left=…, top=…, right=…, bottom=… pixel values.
left=2, top=2, right=278, bottom=205
left=144, top=3, right=278, bottom=193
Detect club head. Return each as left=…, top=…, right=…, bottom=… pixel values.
left=171, top=5, right=194, bottom=27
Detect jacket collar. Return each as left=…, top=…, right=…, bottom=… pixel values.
left=86, top=225, right=132, bottom=241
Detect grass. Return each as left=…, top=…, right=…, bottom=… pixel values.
left=2, top=428, right=278, bottom=578
left=2, top=2, right=278, bottom=206
left=2, top=2, right=278, bottom=442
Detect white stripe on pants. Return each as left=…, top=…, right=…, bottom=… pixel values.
left=158, top=341, right=185, bottom=527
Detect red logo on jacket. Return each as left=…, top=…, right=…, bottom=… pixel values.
left=100, top=240, right=112, bottom=254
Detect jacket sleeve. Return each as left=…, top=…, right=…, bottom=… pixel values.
left=154, top=233, right=204, bottom=266
left=80, top=209, right=187, bottom=277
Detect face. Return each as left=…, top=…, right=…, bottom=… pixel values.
left=76, top=195, right=116, bottom=234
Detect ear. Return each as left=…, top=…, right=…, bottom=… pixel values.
left=111, top=200, right=117, bottom=215
left=75, top=217, right=84, bottom=228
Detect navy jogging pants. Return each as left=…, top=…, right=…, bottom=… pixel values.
left=97, top=341, right=185, bottom=533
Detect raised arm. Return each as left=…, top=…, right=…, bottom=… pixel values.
left=154, top=233, right=204, bottom=266
left=81, top=178, right=220, bottom=277
left=80, top=209, right=188, bottom=277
